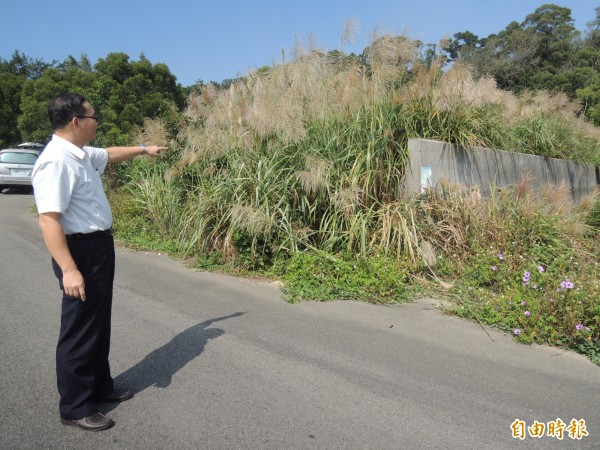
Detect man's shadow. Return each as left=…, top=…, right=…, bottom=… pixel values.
left=106, top=311, right=245, bottom=409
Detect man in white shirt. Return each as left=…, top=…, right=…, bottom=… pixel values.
left=33, top=93, right=167, bottom=431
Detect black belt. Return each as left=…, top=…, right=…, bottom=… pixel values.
left=66, top=227, right=114, bottom=240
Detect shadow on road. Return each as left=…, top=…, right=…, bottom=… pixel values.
left=111, top=311, right=245, bottom=399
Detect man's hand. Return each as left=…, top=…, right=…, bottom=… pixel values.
left=63, top=269, right=86, bottom=301
left=143, top=145, right=168, bottom=157
left=38, top=212, right=86, bottom=302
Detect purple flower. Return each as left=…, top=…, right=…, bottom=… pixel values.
left=523, top=271, right=531, bottom=280
left=497, top=252, right=504, bottom=260
left=560, top=280, right=574, bottom=289
left=575, top=324, right=584, bottom=331
left=521, top=301, right=527, bottom=306
left=532, top=284, right=538, bottom=290
left=537, top=265, right=545, bottom=272
left=491, top=265, right=497, bottom=271
left=513, top=329, right=521, bottom=335
left=524, top=311, right=531, bottom=317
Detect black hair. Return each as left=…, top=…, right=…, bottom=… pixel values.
left=48, top=93, right=88, bottom=129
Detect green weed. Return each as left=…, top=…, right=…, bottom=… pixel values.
left=269, top=252, right=411, bottom=304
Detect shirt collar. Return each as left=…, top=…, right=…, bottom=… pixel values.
left=52, top=134, right=86, bottom=160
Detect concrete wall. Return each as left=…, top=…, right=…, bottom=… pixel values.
left=403, top=139, right=600, bottom=201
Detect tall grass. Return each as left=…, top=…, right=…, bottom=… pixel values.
left=116, top=31, right=600, bottom=361
left=168, top=36, right=595, bottom=263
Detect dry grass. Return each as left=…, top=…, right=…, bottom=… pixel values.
left=181, top=31, right=420, bottom=162
left=296, top=156, right=331, bottom=195
left=132, top=117, right=169, bottom=147
left=229, top=205, right=274, bottom=238
left=180, top=27, right=599, bottom=168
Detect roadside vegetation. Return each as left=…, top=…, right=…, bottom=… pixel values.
left=109, top=29, right=600, bottom=364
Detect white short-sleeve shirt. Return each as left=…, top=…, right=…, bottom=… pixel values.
left=32, top=134, right=112, bottom=235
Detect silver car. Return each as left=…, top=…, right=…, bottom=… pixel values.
left=0, top=148, right=40, bottom=193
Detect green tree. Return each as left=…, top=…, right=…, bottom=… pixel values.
left=523, top=6, right=600, bottom=124
left=18, top=66, right=97, bottom=143
left=444, top=31, right=480, bottom=62
left=521, top=3, right=579, bottom=74
left=95, top=52, right=133, bottom=84
left=0, top=50, right=53, bottom=79
left=92, top=52, right=184, bottom=144
left=0, top=51, right=54, bottom=147
left=56, top=54, right=93, bottom=73
left=586, top=7, right=600, bottom=48
left=0, top=73, right=25, bottom=147
left=15, top=52, right=186, bottom=146
left=467, top=21, right=542, bottom=90
left=446, top=5, right=580, bottom=92
left=443, top=2, right=600, bottom=125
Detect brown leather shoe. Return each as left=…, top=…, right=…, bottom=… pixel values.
left=98, top=388, right=133, bottom=403
left=61, top=412, right=114, bottom=431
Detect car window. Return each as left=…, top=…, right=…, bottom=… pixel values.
left=0, top=152, right=38, bottom=164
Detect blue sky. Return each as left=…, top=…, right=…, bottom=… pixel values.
left=1, top=1, right=597, bottom=87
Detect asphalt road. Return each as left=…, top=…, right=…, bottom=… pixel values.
left=1, top=190, right=599, bottom=450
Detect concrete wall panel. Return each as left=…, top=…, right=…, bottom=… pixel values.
left=404, top=139, right=599, bottom=201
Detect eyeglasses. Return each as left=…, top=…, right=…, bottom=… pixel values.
left=74, top=115, right=99, bottom=123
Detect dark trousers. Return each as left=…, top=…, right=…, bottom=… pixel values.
left=52, top=234, right=115, bottom=419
